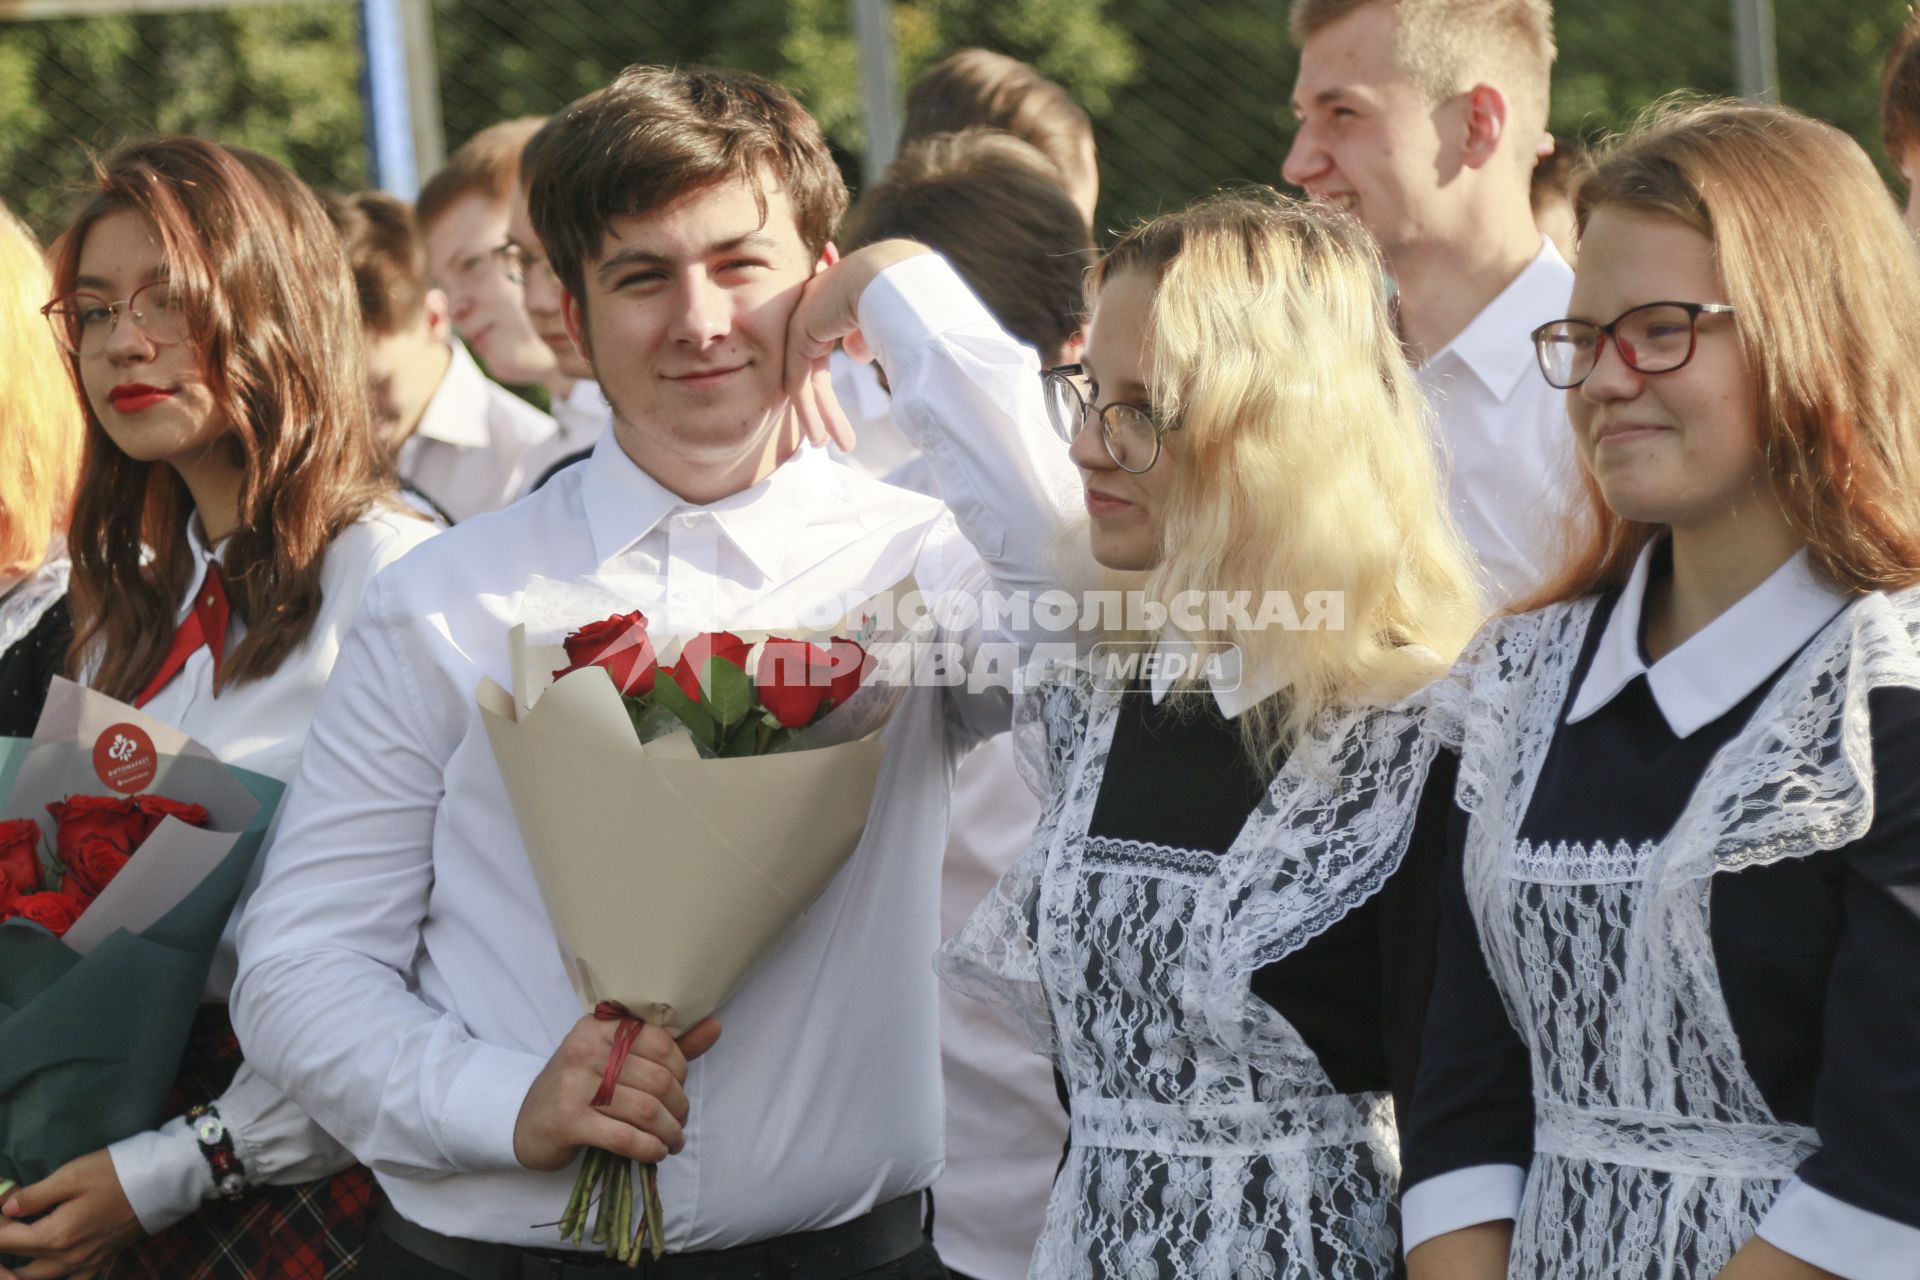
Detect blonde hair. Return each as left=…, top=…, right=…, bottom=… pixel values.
left=1530, top=97, right=1920, bottom=607
left=1291, top=0, right=1556, bottom=160
left=1095, top=188, right=1482, bottom=766
left=0, top=202, right=83, bottom=578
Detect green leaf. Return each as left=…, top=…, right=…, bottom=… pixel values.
left=717, top=723, right=762, bottom=757
left=650, top=671, right=719, bottom=751
left=624, top=697, right=681, bottom=745
left=702, top=658, right=754, bottom=728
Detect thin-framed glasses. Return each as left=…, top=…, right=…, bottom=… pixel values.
left=40, top=281, right=191, bottom=358
left=1531, top=301, right=1737, bottom=390
left=491, top=241, right=558, bottom=289
left=1042, top=363, right=1175, bottom=474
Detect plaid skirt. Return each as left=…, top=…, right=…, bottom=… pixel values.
left=101, top=1003, right=374, bottom=1280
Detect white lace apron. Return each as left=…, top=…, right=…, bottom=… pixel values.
left=1440, top=590, right=1920, bottom=1278
left=940, top=669, right=1440, bottom=1279
left=0, top=551, right=69, bottom=660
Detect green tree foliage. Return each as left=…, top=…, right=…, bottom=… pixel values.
left=0, top=3, right=364, bottom=239
left=0, top=0, right=1913, bottom=247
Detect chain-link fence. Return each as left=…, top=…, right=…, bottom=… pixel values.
left=1, top=1, right=1913, bottom=246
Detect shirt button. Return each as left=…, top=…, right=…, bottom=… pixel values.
left=204, top=596, right=216, bottom=607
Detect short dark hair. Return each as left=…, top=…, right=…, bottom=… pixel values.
left=847, top=129, right=1089, bottom=365
left=1884, top=16, right=1920, bottom=164
left=901, top=50, right=1095, bottom=206
left=321, top=189, right=429, bottom=333
left=523, top=64, right=848, bottom=303
left=416, top=116, right=546, bottom=233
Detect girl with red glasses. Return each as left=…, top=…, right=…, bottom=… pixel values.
left=1404, top=100, right=1920, bottom=1280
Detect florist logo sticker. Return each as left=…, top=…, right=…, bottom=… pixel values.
left=92, top=724, right=157, bottom=794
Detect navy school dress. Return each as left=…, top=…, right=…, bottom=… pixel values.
left=941, top=661, right=1458, bottom=1280
left=1403, top=540, right=1920, bottom=1278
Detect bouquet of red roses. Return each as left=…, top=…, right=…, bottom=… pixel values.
left=477, top=602, right=906, bottom=1264
left=0, top=679, right=282, bottom=1201
left=0, top=793, right=212, bottom=941
left=552, top=611, right=873, bottom=756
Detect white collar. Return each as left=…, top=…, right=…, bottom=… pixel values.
left=183, top=512, right=227, bottom=569
left=1565, top=538, right=1853, bottom=738
left=411, top=342, right=491, bottom=449
left=1147, top=634, right=1287, bottom=721
left=579, top=435, right=856, bottom=580
left=1425, top=236, right=1572, bottom=403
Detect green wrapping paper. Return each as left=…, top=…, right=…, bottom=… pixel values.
left=0, top=680, right=284, bottom=1191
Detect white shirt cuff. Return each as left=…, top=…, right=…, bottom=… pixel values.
left=1755, top=1176, right=1920, bottom=1279
left=434, top=1042, right=550, bottom=1171
left=108, top=1118, right=211, bottom=1235
left=1400, top=1163, right=1526, bottom=1257
left=857, top=253, right=1007, bottom=383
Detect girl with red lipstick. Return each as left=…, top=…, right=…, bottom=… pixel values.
left=0, top=137, right=436, bottom=1280
left=927, top=188, right=1484, bottom=1278
left=1402, top=101, right=1920, bottom=1280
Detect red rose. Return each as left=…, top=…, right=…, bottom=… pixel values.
left=671, top=631, right=751, bottom=704
left=131, top=795, right=212, bottom=841
left=0, top=819, right=44, bottom=914
left=756, top=639, right=832, bottom=729
left=45, top=795, right=144, bottom=862
left=825, top=638, right=871, bottom=709
left=553, top=611, right=658, bottom=695
left=10, top=890, right=89, bottom=937
left=65, top=833, right=132, bottom=899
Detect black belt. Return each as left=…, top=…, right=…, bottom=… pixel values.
left=369, top=1190, right=929, bottom=1280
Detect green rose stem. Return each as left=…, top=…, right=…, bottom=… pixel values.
left=569, top=1003, right=668, bottom=1265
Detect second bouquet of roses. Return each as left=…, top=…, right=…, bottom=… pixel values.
left=476, top=590, right=913, bottom=1265
left=0, top=679, right=283, bottom=1202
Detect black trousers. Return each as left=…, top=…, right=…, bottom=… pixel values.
left=360, top=1230, right=949, bottom=1280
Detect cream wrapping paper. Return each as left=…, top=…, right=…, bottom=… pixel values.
left=477, top=621, right=899, bottom=1034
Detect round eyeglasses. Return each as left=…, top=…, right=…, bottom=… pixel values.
left=40, top=281, right=192, bottom=358
left=1042, top=363, right=1174, bottom=474
left=491, top=241, right=559, bottom=289
left=1531, top=301, right=1737, bottom=390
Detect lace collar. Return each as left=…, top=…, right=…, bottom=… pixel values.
left=0, top=548, right=70, bottom=658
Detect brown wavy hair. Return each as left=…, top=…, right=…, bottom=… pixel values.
left=54, top=136, right=401, bottom=700
left=1524, top=98, right=1920, bottom=610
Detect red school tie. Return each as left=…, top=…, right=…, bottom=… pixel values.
left=134, top=562, right=231, bottom=708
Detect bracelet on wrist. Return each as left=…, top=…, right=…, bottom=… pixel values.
left=184, top=1103, right=249, bottom=1202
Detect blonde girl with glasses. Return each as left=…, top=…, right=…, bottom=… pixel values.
left=786, top=184, right=1481, bottom=1277
left=1403, top=99, right=1920, bottom=1280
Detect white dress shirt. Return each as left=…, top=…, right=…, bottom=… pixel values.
left=829, top=349, right=921, bottom=478
left=395, top=342, right=559, bottom=523
left=882, top=428, right=1066, bottom=1280
left=231, top=255, right=1082, bottom=1251
left=1411, top=238, right=1576, bottom=605
left=101, top=504, right=438, bottom=1233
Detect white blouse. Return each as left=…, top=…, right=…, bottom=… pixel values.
left=102, top=503, right=438, bottom=1234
